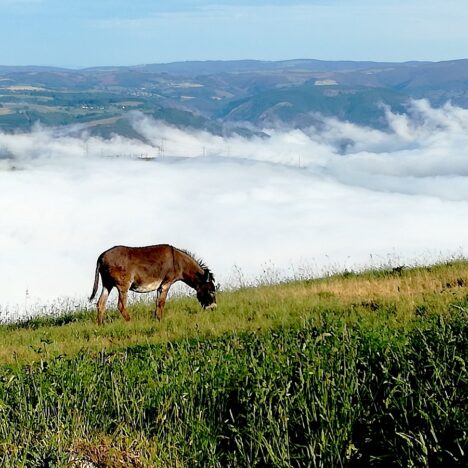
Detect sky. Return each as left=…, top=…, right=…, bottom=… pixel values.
left=1, top=100, right=468, bottom=317
left=0, top=0, right=467, bottom=67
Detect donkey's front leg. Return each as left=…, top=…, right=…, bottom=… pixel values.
left=155, top=283, right=171, bottom=321
left=117, top=287, right=131, bottom=321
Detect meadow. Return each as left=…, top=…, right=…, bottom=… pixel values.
left=0, top=261, right=467, bottom=466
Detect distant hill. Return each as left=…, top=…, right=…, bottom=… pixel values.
left=0, top=59, right=467, bottom=137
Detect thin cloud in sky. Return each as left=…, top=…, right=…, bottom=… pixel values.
left=0, top=0, right=467, bottom=65
left=0, top=0, right=42, bottom=4
left=88, top=1, right=468, bottom=63
left=1, top=100, right=468, bottom=317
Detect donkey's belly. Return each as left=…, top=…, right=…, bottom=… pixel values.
left=130, top=280, right=161, bottom=293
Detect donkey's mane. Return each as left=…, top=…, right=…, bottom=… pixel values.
left=179, top=248, right=214, bottom=279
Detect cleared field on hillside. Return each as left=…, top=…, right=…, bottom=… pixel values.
left=0, top=261, right=467, bottom=466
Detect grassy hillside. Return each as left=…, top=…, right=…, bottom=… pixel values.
left=1, top=59, right=468, bottom=135
left=0, top=261, right=467, bottom=466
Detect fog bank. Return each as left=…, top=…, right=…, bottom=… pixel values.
left=1, top=100, right=467, bottom=317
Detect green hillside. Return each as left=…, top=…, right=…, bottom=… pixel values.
left=0, top=261, right=467, bottom=466
left=220, top=85, right=407, bottom=128
left=1, top=59, right=468, bottom=135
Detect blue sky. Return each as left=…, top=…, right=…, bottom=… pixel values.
left=0, top=0, right=467, bottom=67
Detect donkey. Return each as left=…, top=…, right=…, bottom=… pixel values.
left=89, top=244, right=216, bottom=324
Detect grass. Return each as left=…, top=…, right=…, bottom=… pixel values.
left=0, top=260, right=467, bottom=466
left=1, top=260, right=466, bottom=366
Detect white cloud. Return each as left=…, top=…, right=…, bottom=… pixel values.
left=1, top=100, right=468, bottom=317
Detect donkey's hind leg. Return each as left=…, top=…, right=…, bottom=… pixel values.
left=97, top=286, right=111, bottom=325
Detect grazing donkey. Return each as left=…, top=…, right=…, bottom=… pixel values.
left=89, top=244, right=216, bottom=324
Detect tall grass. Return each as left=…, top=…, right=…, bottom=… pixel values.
left=0, top=261, right=467, bottom=466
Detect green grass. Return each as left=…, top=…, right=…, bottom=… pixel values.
left=1, top=260, right=466, bottom=366
left=0, top=261, right=467, bottom=466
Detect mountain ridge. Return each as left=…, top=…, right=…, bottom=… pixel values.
left=0, top=58, right=467, bottom=136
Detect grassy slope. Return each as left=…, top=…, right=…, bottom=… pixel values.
left=1, top=260, right=467, bottom=366
left=0, top=261, right=467, bottom=466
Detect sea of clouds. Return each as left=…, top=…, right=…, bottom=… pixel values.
left=1, top=99, right=468, bottom=317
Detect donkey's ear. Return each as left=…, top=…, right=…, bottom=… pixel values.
left=203, top=268, right=213, bottom=283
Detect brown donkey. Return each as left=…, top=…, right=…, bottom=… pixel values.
left=89, top=244, right=216, bottom=324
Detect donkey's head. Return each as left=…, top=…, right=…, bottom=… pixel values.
left=195, top=268, right=217, bottom=309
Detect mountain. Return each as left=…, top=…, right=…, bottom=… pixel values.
left=0, top=59, right=467, bottom=136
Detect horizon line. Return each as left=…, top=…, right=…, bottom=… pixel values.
left=1, top=57, right=467, bottom=71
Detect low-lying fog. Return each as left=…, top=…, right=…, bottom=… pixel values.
left=1, top=100, right=468, bottom=317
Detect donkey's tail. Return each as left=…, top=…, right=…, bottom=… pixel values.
left=89, top=258, right=101, bottom=301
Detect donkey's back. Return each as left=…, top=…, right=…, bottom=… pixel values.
left=91, top=244, right=176, bottom=298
